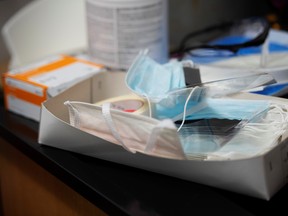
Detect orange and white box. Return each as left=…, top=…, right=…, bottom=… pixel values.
left=2, top=55, right=104, bottom=121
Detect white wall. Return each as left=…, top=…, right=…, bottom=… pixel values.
left=0, top=0, right=33, bottom=65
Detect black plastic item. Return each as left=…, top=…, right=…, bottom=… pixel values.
left=175, top=118, right=242, bottom=135
left=183, top=66, right=202, bottom=86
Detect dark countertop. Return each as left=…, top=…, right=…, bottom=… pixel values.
left=0, top=95, right=287, bottom=216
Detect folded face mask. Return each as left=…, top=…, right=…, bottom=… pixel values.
left=126, top=50, right=275, bottom=121
left=149, top=86, right=270, bottom=124
left=184, top=98, right=270, bottom=122
left=125, top=50, right=187, bottom=102
left=64, top=101, right=186, bottom=160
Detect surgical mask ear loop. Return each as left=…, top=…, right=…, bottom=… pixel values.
left=242, top=104, right=288, bottom=140
left=248, top=104, right=288, bottom=128
left=102, top=103, right=136, bottom=153
left=177, top=87, right=199, bottom=132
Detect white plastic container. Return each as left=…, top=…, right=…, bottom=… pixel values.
left=85, top=0, right=168, bottom=70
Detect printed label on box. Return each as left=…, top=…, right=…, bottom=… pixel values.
left=2, top=55, right=104, bottom=121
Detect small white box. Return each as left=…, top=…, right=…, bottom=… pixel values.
left=2, top=55, right=104, bottom=121
left=38, top=71, right=288, bottom=200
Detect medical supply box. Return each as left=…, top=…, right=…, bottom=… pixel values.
left=38, top=71, right=288, bottom=200
left=2, top=55, right=104, bottom=121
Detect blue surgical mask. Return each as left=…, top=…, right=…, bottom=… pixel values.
left=154, top=94, right=269, bottom=131
left=125, top=50, right=186, bottom=102
left=126, top=51, right=270, bottom=123
left=185, top=98, right=270, bottom=122
left=177, top=99, right=270, bottom=155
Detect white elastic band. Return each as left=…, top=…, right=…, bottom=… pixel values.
left=143, top=94, right=153, bottom=118
left=102, top=103, right=135, bottom=153
left=177, top=86, right=200, bottom=132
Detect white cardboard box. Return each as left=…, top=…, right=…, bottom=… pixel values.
left=38, top=71, right=288, bottom=200
left=2, top=55, right=104, bottom=121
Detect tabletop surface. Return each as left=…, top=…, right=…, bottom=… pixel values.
left=0, top=93, right=288, bottom=216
